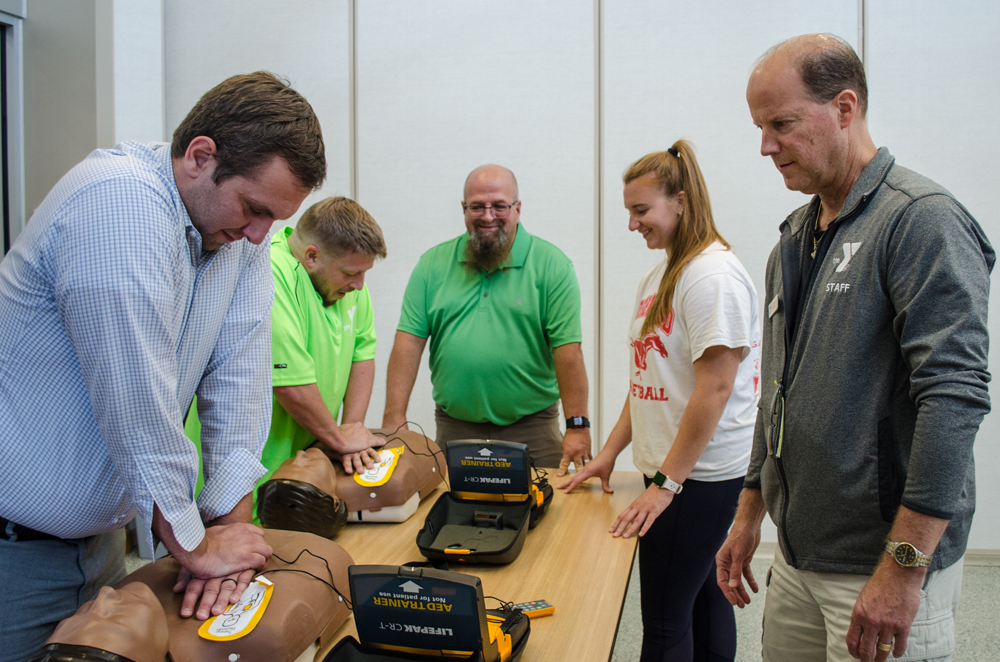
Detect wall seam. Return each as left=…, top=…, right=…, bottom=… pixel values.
left=859, top=0, right=868, bottom=66
left=349, top=0, right=358, bottom=200
left=594, top=0, right=604, bottom=449
left=160, top=0, right=166, bottom=142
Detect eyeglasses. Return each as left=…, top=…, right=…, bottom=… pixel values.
left=463, top=201, right=518, bottom=218
left=768, top=381, right=785, bottom=459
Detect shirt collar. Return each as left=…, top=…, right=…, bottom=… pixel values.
left=457, top=223, right=531, bottom=271
left=274, top=225, right=295, bottom=249
left=838, top=146, right=894, bottom=220
left=779, top=147, right=895, bottom=236
left=157, top=144, right=205, bottom=266
left=162, top=143, right=241, bottom=261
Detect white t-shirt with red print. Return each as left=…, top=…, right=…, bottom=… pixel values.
left=628, top=242, right=761, bottom=482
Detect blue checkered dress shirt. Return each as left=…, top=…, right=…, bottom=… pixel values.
left=0, top=142, right=272, bottom=551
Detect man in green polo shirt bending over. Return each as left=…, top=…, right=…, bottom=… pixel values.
left=382, top=165, right=591, bottom=475
left=187, top=197, right=386, bottom=522
left=267, top=197, right=387, bottom=483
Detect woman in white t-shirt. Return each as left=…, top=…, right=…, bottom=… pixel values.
left=560, top=141, right=760, bottom=662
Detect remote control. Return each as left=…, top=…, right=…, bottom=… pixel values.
left=512, top=600, right=554, bottom=618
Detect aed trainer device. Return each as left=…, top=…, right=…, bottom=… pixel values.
left=511, top=600, right=554, bottom=619
left=446, top=439, right=532, bottom=501
left=339, top=564, right=530, bottom=662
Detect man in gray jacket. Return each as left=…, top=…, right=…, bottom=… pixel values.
left=716, top=34, right=992, bottom=662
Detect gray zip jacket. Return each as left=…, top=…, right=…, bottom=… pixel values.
left=745, top=147, right=993, bottom=574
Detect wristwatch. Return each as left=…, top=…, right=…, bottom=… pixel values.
left=651, top=471, right=683, bottom=494
left=566, top=416, right=590, bottom=429
left=884, top=540, right=932, bottom=568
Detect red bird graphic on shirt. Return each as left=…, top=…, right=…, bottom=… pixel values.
left=631, top=333, right=668, bottom=376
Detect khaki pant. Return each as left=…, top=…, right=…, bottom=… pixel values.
left=434, top=402, right=563, bottom=468
left=762, top=547, right=962, bottom=662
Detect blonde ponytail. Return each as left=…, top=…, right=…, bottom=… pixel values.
left=623, top=140, right=730, bottom=338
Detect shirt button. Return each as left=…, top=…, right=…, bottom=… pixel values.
left=483, top=292, right=489, bottom=297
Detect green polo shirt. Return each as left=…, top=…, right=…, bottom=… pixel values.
left=398, top=224, right=581, bottom=425
left=265, top=226, right=377, bottom=472
left=185, top=227, right=377, bottom=520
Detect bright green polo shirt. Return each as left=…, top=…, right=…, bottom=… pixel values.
left=398, top=224, right=581, bottom=425
left=265, top=226, right=377, bottom=475
left=184, top=227, right=377, bottom=522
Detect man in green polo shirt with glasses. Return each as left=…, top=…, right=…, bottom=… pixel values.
left=186, top=197, right=386, bottom=522
left=382, top=165, right=591, bottom=475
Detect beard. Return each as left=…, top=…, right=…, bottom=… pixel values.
left=308, top=271, right=343, bottom=306
left=465, top=225, right=514, bottom=272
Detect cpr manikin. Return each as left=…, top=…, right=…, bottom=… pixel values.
left=257, top=430, right=445, bottom=536
left=122, top=529, right=353, bottom=662
left=322, top=429, right=445, bottom=522
left=28, top=582, right=169, bottom=662
left=257, top=447, right=348, bottom=537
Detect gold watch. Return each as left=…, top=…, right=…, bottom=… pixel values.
left=884, top=540, right=932, bottom=568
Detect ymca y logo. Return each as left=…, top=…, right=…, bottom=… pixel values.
left=834, top=242, right=863, bottom=272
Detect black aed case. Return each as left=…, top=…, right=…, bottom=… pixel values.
left=323, top=565, right=529, bottom=662
left=415, top=440, right=552, bottom=564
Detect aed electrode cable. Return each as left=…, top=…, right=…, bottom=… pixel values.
left=375, top=421, right=449, bottom=491
left=258, top=549, right=353, bottom=609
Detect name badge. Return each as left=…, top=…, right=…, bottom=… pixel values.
left=768, top=295, right=780, bottom=319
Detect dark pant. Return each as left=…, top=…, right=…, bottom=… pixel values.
left=0, top=527, right=126, bottom=662
left=638, top=475, right=744, bottom=662
left=434, top=402, right=563, bottom=468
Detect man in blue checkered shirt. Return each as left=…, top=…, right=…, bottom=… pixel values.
left=0, top=71, right=326, bottom=660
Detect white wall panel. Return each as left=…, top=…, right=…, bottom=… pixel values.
left=868, top=0, right=1000, bottom=550
left=602, top=1, right=858, bottom=476
left=112, top=0, right=165, bottom=144
left=150, top=0, right=999, bottom=553
left=23, top=0, right=97, bottom=216
left=163, top=0, right=352, bottom=216
left=356, top=1, right=597, bottom=437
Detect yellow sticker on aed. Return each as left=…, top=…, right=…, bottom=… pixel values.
left=353, top=446, right=405, bottom=487
left=197, top=576, right=273, bottom=641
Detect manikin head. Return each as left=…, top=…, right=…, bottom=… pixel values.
left=32, top=583, right=168, bottom=662
left=257, top=448, right=347, bottom=538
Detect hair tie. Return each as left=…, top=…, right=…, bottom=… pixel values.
left=667, top=147, right=679, bottom=158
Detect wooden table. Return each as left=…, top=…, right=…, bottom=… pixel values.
left=320, top=470, right=645, bottom=662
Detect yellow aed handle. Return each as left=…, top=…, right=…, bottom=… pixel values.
left=488, top=617, right=513, bottom=661
left=451, top=491, right=531, bottom=503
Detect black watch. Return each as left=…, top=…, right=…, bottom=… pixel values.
left=566, top=416, right=590, bottom=429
